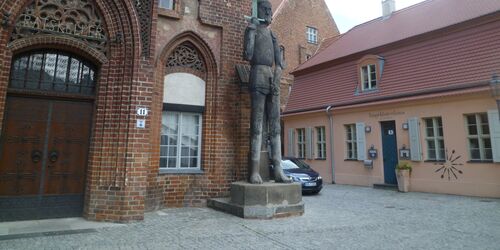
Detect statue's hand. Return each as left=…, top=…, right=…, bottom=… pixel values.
left=248, top=17, right=260, bottom=28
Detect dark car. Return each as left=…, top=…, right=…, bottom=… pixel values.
left=281, top=157, right=323, bottom=194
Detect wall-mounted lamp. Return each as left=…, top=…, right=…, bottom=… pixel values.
left=402, top=122, right=409, bottom=130
left=365, top=125, right=372, bottom=133
left=490, top=73, right=500, bottom=120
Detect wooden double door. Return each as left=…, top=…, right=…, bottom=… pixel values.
left=0, top=96, right=93, bottom=221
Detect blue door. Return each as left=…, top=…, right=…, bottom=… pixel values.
left=381, top=121, right=398, bottom=185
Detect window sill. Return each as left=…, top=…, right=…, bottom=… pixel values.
left=355, top=88, right=379, bottom=96
left=307, top=41, right=318, bottom=45
left=314, top=158, right=327, bottom=161
left=159, top=169, right=204, bottom=175
left=467, top=160, right=494, bottom=164
left=424, top=160, right=446, bottom=163
left=158, top=8, right=181, bottom=19
left=344, top=159, right=358, bottom=161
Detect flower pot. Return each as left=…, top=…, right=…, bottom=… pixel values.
left=395, top=169, right=410, bottom=192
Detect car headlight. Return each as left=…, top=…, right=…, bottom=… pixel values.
left=317, top=176, right=322, bottom=180
left=288, top=175, right=300, bottom=182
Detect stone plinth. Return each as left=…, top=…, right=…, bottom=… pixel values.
left=207, top=181, right=304, bottom=219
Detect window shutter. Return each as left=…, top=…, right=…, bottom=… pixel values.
left=408, top=117, right=422, bottom=161
left=288, top=128, right=295, bottom=157
left=306, top=127, right=313, bottom=159
left=487, top=110, right=500, bottom=163
left=356, top=123, right=366, bottom=161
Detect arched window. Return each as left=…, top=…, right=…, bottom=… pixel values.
left=9, top=51, right=97, bottom=95
left=160, top=42, right=207, bottom=172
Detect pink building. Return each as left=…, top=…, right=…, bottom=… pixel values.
left=283, top=0, right=500, bottom=198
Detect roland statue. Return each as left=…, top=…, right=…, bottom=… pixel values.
left=243, top=0, right=291, bottom=184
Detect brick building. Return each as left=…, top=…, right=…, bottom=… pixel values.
left=0, top=0, right=256, bottom=222
left=269, top=0, right=339, bottom=110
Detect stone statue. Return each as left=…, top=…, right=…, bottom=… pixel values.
left=243, top=0, right=291, bottom=184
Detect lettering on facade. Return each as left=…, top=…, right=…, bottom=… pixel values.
left=11, top=0, right=107, bottom=53
left=369, top=110, right=406, bottom=118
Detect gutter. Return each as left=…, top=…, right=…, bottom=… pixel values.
left=326, top=106, right=335, bottom=184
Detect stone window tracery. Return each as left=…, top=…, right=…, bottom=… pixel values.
left=167, top=43, right=206, bottom=73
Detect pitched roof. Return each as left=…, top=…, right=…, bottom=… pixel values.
left=294, top=0, right=500, bottom=73
left=284, top=0, right=500, bottom=114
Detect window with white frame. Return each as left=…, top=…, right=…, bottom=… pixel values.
left=316, top=126, right=326, bottom=159
left=466, top=113, right=492, bottom=161
left=361, top=64, right=377, bottom=91
left=306, top=27, right=318, bottom=44
left=424, top=117, right=445, bottom=161
left=345, top=124, right=358, bottom=160
left=297, top=128, right=306, bottom=158
left=159, top=0, right=175, bottom=10
left=160, top=111, right=202, bottom=169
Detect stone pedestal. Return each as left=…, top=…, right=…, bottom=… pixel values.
left=207, top=181, right=304, bottom=219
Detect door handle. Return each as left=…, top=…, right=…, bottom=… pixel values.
left=31, top=150, right=42, bottom=163
left=49, top=151, right=59, bottom=163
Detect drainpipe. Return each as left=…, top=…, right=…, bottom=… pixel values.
left=326, top=106, right=335, bottom=184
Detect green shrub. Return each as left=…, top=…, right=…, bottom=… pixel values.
left=396, top=161, right=412, bottom=172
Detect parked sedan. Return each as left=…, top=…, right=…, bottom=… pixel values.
left=281, top=157, right=323, bottom=194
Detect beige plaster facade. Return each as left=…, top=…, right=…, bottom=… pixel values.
left=283, top=90, right=500, bottom=198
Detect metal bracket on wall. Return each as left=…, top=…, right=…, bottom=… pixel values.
left=1, top=11, right=11, bottom=28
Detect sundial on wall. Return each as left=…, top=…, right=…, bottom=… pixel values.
left=434, top=149, right=464, bottom=180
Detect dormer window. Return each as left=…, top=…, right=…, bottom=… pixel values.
left=361, top=64, right=377, bottom=90
left=357, top=55, right=384, bottom=93
left=159, top=0, right=175, bottom=10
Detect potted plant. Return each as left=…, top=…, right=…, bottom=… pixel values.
left=395, top=161, right=412, bottom=192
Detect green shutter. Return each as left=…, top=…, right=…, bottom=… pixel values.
left=356, top=123, right=366, bottom=161
left=306, top=127, right=313, bottom=159
left=487, top=110, right=500, bottom=163
left=408, top=117, right=422, bottom=161
left=288, top=128, right=295, bottom=157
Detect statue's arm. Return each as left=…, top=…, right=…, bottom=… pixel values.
left=243, top=23, right=257, bottom=61
left=271, top=31, right=285, bottom=69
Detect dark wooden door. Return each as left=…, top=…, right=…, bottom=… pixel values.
left=0, top=96, right=92, bottom=221
left=381, top=121, right=398, bottom=185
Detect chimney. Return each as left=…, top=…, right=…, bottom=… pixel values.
left=382, top=0, right=396, bottom=19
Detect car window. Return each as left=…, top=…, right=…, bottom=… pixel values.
left=291, top=159, right=310, bottom=169
left=281, top=160, right=300, bottom=169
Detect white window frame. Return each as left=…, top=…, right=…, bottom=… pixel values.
left=316, top=126, right=326, bottom=159
left=465, top=113, right=492, bottom=161
left=306, top=27, right=318, bottom=44
left=159, top=0, right=175, bottom=10
left=361, top=64, right=377, bottom=91
left=160, top=111, right=202, bottom=169
left=424, top=117, right=445, bottom=161
left=297, top=128, right=306, bottom=158
left=345, top=124, right=358, bottom=160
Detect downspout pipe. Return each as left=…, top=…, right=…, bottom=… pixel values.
left=326, top=106, right=335, bottom=184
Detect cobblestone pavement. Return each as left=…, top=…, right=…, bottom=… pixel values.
left=1, top=185, right=499, bottom=250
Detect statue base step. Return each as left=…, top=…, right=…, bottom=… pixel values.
left=207, top=181, right=304, bottom=219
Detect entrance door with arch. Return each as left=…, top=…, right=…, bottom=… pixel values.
left=0, top=50, right=96, bottom=221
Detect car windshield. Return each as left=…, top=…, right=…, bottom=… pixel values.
left=291, top=159, right=310, bottom=169
left=282, top=160, right=300, bottom=169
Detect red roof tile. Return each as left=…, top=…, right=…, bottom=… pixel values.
left=284, top=0, right=500, bottom=114
left=294, top=0, right=500, bottom=73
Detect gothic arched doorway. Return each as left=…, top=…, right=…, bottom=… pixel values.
left=0, top=50, right=97, bottom=221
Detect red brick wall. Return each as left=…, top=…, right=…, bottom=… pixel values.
left=146, top=0, right=252, bottom=209
left=270, top=0, right=339, bottom=110
left=0, top=0, right=252, bottom=222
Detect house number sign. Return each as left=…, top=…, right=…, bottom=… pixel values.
left=136, top=107, right=149, bottom=116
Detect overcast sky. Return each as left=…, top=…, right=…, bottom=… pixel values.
left=325, top=0, right=427, bottom=33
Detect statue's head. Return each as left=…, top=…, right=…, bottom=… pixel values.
left=257, top=0, right=272, bottom=25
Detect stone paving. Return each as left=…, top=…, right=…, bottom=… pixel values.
left=0, top=184, right=499, bottom=250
